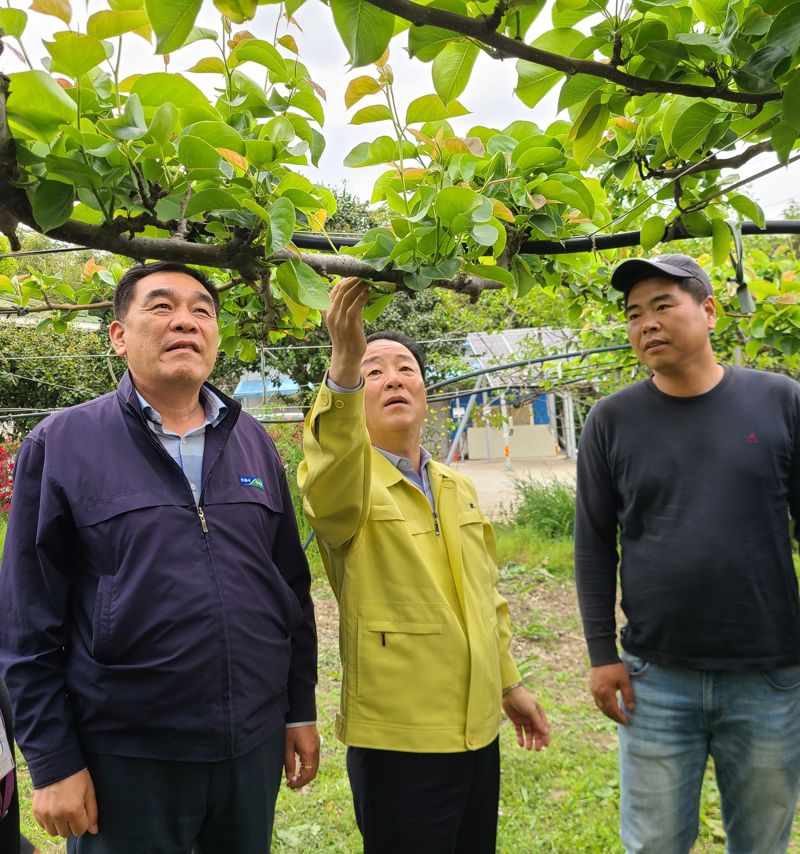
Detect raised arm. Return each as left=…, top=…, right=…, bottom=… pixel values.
left=298, top=280, right=373, bottom=576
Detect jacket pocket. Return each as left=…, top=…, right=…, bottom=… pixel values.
left=355, top=613, right=458, bottom=727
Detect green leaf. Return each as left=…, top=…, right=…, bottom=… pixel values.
left=330, top=0, right=395, bottom=67
left=515, top=28, right=584, bottom=108
left=184, top=188, right=242, bottom=218
left=212, top=0, right=257, bottom=24
left=408, top=0, right=466, bottom=60
left=782, top=74, right=800, bottom=132
left=132, top=73, right=208, bottom=107
left=31, top=180, right=75, bottom=233
left=275, top=261, right=331, bottom=310
left=289, top=91, right=325, bottom=126
left=766, top=2, right=800, bottom=56
left=105, top=93, right=148, bottom=140
left=736, top=44, right=790, bottom=93
left=362, top=292, right=393, bottom=322
left=44, top=33, right=107, bottom=79
left=640, top=215, right=665, bottom=251
left=343, top=136, right=417, bottom=167
left=87, top=9, right=150, bottom=39
left=728, top=194, right=765, bottom=228
left=558, top=73, right=600, bottom=112
left=405, top=94, right=468, bottom=124
left=0, top=9, right=28, bottom=38
left=5, top=70, right=77, bottom=141
left=464, top=263, right=515, bottom=287
left=244, top=139, right=276, bottom=168
left=350, top=104, right=393, bottom=124
left=471, top=223, right=499, bottom=245
left=177, top=135, right=222, bottom=172
left=148, top=102, right=178, bottom=144
left=711, top=219, right=730, bottom=267
left=144, top=0, right=202, bottom=54
left=268, top=197, right=296, bottom=253
left=432, top=41, right=479, bottom=104
left=771, top=120, right=797, bottom=165
left=670, top=102, right=719, bottom=160
left=682, top=210, right=712, bottom=237
left=183, top=121, right=245, bottom=153
left=187, top=57, right=227, bottom=74
left=569, top=98, right=609, bottom=166
left=233, top=39, right=289, bottom=83
left=434, top=185, right=482, bottom=227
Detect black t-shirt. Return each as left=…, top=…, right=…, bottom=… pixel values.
left=575, top=365, right=800, bottom=670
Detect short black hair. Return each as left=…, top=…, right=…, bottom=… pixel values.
left=113, top=262, right=220, bottom=320
left=365, top=331, right=425, bottom=378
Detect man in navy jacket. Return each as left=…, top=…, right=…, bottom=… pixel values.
left=0, top=262, right=318, bottom=853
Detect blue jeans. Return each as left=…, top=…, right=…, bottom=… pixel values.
left=618, top=652, right=800, bottom=854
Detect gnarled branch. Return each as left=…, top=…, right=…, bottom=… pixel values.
left=369, top=0, right=781, bottom=106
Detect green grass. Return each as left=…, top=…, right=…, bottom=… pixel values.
left=8, top=522, right=800, bottom=853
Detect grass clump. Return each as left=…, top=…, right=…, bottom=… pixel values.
left=508, top=476, right=576, bottom=539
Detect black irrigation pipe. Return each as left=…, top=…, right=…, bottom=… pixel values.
left=3, top=221, right=800, bottom=262
left=424, top=344, right=632, bottom=393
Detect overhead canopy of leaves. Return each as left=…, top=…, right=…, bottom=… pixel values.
left=0, top=0, right=799, bottom=363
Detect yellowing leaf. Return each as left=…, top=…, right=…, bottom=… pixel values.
left=407, top=127, right=434, bottom=146
left=228, top=31, right=255, bottom=48
left=83, top=258, right=105, bottom=280
left=308, top=208, right=328, bottom=230
left=778, top=293, right=799, bottom=304
left=375, top=47, right=390, bottom=67
left=491, top=200, right=515, bottom=223
left=528, top=193, right=546, bottom=210
left=401, top=167, right=427, bottom=179
left=278, top=34, right=299, bottom=54
left=344, top=76, right=381, bottom=109
left=443, top=137, right=471, bottom=153
left=783, top=270, right=797, bottom=281
left=614, top=116, right=638, bottom=132
left=217, top=147, right=247, bottom=170
left=31, top=0, right=71, bottom=25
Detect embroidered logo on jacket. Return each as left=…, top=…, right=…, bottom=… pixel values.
left=239, top=475, right=265, bottom=489
left=747, top=432, right=759, bottom=444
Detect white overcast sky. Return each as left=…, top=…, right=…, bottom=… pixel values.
left=3, top=0, right=798, bottom=218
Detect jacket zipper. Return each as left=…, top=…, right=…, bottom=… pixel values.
left=197, top=506, right=209, bottom=533
left=432, top=508, right=440, bottom=536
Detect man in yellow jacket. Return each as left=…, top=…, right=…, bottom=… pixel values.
left=298, top=278, right=550, bottom=854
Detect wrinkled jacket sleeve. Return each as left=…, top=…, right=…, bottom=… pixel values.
left=297, top=383, right=372, bottom=592
left=0, top=437, right=86, bottom=788
left=270, top=459, right=317, bottom=724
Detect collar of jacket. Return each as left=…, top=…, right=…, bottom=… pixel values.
left=115, top=368, right=242, bottom=434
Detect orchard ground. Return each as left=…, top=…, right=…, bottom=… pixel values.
left=3, top=464, right=799, bottom=853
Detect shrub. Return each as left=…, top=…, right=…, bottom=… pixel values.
left=0, top=438, right=17, bottom=519
left=510, top=476, right=576, bottom=539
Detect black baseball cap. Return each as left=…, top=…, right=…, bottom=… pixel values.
left=611, top=254, right=713, bottom=297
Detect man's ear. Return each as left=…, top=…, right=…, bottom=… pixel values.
left=703, top=295, right=717, bottom=330
left=109, top=319, right=127, bottom=356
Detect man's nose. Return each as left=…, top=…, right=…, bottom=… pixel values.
left=170, top=306, right=197, bottom=330
left=385, top=371, right=404, bottom=387
left=641, top=312, right=660, bottom=331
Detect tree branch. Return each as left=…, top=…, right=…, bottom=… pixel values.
left=370, top=0, right=781, bottom=105
left=645, top=140, right=774, bottom=180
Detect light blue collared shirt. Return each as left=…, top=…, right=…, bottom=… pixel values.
left=325, top=375, right=434, bottom=507
left=135, top=387, right=227, bottom=505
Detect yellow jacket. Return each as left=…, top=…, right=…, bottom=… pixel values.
left=298, top=383, right=521, bottom=753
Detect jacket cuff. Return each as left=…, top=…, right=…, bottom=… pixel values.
left=500, top=655, right=521, bottom=689
left=27, top=741, right=87, bottom=789
left=312, top=382, right=365, bottom=421
left=286, top=680, right=317, bottom=725
left=587, top=636, right=621, bottom=667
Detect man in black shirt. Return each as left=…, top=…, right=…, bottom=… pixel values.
left=575, top=254, right=800, bottom=854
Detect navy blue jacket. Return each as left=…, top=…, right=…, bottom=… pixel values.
left=0, top=372, right=317, bottom=788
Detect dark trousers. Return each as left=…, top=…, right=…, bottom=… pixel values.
left=0, top=679, right=20, bottom=854
left=66, top=727, right=285, bottom=854
left=346, top=738, right=500, bottom=854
